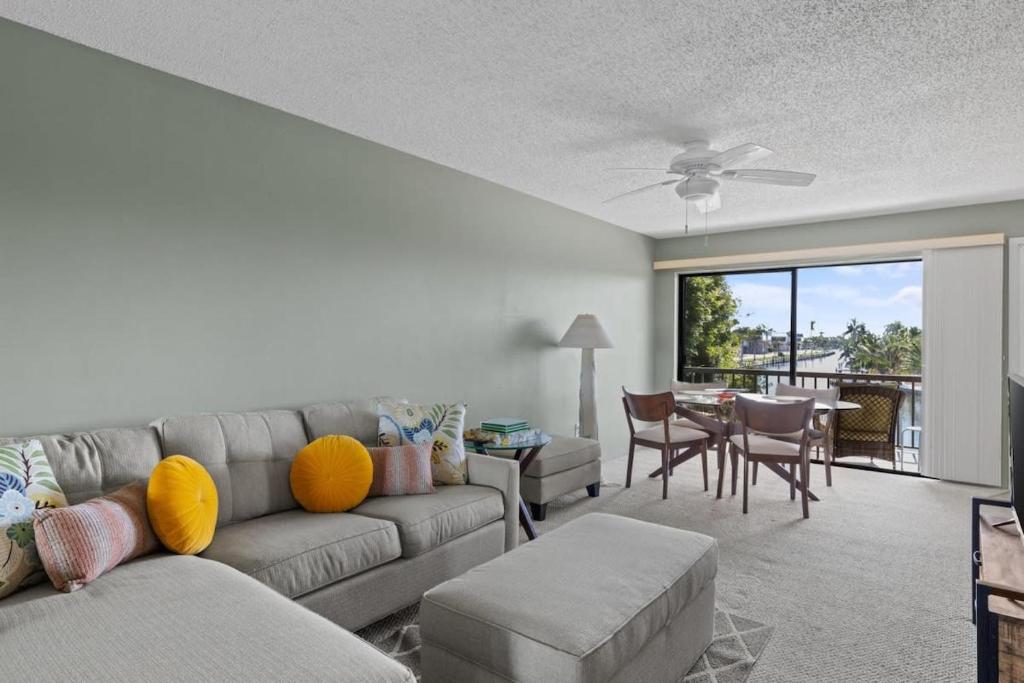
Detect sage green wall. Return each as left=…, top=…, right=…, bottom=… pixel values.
left=653, top=200, right=1024, bottom=387
left=0, top=19, right=654, bottom=458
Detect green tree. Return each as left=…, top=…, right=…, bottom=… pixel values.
left=682, top=275, right=740, bottom=373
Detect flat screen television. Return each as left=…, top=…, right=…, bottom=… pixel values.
left=1011, top=374, right=1024, bottom=534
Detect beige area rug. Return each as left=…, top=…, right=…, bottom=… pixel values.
left=357, top=601, right=772, bottom=682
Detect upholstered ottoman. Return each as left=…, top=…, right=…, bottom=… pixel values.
left=521, top=434, right=601, bottom=520
left=421, top=513, right=717, bottom=683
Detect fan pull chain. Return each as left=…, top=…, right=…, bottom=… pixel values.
left=683, top=180, right=689, bottom=235
left=704, top=209, right=709, bottom=246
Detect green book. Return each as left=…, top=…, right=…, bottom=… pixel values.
left=480, top=418, right=529, bottom=433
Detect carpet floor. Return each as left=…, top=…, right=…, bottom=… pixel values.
left=527, top=449, right=999, bottom=682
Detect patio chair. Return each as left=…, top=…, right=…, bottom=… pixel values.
left=623, top=388, right=710, bottom=499
left=730, top=394, right=816, bottom=519
left=833, top=383, right=904, bottom=469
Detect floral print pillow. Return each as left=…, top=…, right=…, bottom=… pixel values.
left=377, top=401, right=467, bottom=485
left=0, top=440, right=67, bottom=599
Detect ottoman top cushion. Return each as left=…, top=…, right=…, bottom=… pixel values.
left=421, top=512, right=717, bottom=682
left=522, top=435, right=601, bottom=478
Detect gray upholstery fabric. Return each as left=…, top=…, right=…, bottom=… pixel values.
left=152, top=410, right=308, bottom=525
left=422, top=585, right=714, bottom=683
left=520, top=435, right=600, bottom=477
left=521, top=459, right=601, bottom=505
left=465, top=452, right=520, bottom=552
left=0, top=554, right=414, bottom=682
left=353, top=485, right=504, bottom=558
left=201, top=509, right=401, bottom=598
left=608, top=583, right=715, bottom=683
left=421, top=513, right=718, bottom=683
left=298, top=521, right=505, bottom=631
left=0, top=428, right=161, bottom=505
left=635, top=424, right=709, bottom=444
left=730, top=433, right=801, bottom=456
left=301, top=398, right=381, bottom=444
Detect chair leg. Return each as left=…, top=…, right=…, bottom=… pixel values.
left=742, top=452, right=750, bottom=514
left=700, top=441, right=709, bottom=492
left=752, top=461, right=758, bottom=486
left=731, top=445, right=739, bottom=495
left=824, top=440, right=833, bottom=487
left=801, top=459, right=810, bottom=519
left=586, top=482, right=600, bottom=497
left=790, top=463, right=796, bottom=500
left=716, top=439, right=726, bottom=499
left=669, top=447, right=676, bottom=476
left=625, top=441, right=635, bottom=488
left=661, top=446, right=670, bottom=500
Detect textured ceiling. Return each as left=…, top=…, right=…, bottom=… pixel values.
left=4, top=1, right=1024, bottom=238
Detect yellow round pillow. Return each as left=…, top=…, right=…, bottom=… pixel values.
left=147, top=455, right=219, bottom=555
left=290, top=435, right=373, bottom=512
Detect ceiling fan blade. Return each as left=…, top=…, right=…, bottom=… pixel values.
left=602, top=179, right=678, bottom=203
left=709, top=143, right=773, bottom=169
left=694, top=193, right=721, bottom=214
left=722, top=169, right=816, bottom=186
left=605, top=167, right=674, bottom=172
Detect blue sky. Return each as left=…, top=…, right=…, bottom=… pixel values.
left=725, top=261, right=922, bottom=338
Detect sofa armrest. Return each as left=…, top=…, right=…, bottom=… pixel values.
left=466, top=452, right=520, bottom=552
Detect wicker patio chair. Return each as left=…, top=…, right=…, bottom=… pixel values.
left=834, top=383, right=904, bottom=469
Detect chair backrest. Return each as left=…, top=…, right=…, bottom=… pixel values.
left=776, top=383, right=838, bottom=404
left=671, top=380, right=726, bottom=393
left=733, top=394, right=815, bottom=437
left=835, top=383, right=903, bottom=441
left=622, top=388, right=676, bottom=423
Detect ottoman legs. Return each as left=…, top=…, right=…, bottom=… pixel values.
left=586, top=482, right=600, bottom=497
left=529, top=502, right=547, bottom=521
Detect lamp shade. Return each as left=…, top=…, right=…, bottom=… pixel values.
left=558, top=314, right=614, bottom=349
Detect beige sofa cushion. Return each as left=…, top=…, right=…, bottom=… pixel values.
left=201, top=510, right=401, bottom=598
left=152, top=411, right=308, bottom=525
left=301, top=399, right=380, bottom=444
left=421, top=513, right=718, bottom=683
left=521, top=435, right=600, bottom=477
left=0, top=428, right=161, bottom=505
left=352, top=485, right=503, bottom=558
left=0, top=554, right=414, bottom=682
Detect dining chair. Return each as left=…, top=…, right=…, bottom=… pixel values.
left=834, top=383, right=904, bottom=469
left=764, top=383, right=839, bottom=487
left=730, top=394, right=816, bottom=518
left=670, top=379, right=732, bottom=483
left=622, top=388, right=710, bottom=499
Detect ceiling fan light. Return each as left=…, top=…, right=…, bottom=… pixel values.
left=675, top=177, right=719, bottom=200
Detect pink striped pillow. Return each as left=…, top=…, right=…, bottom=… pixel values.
left=33, top=481, right=159, bottom=592
left=367, top=444, right=434, bottom=497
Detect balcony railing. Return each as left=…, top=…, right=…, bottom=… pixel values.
left=680, top=366, right=922, bottom=449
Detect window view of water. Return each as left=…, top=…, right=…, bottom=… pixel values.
left=679, top=261, right=923, bottom=469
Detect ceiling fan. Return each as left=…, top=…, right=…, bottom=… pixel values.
left=604, top=140, right=815, bottom=214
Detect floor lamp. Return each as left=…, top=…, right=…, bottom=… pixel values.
left=559, top=314, right=614, bottom=440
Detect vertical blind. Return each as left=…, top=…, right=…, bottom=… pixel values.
left=921, top=244, right=1004, bottom=485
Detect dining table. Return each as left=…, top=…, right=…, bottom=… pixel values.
left=648, top=389, right=862, bottom=501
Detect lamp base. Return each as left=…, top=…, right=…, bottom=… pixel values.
left=578, top=348, right=598, bottom=440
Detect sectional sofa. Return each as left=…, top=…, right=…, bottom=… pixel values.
left=0, top=399, right=520, bottom=681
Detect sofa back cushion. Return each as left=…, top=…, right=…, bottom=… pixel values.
left=0, top=428, right=162, bottom=505
left=151, top=411, right=307, bottom=526
left=301, top=399, right=380, bottom=445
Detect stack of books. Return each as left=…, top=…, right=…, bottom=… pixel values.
left=480, top=418, right=529, bottom=434
left=466, top=418, right=546, bottom=447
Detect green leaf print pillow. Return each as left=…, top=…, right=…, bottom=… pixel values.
left=377, top=401, right=467, bottom=485
left=0, top=440, right=68, bottom=599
